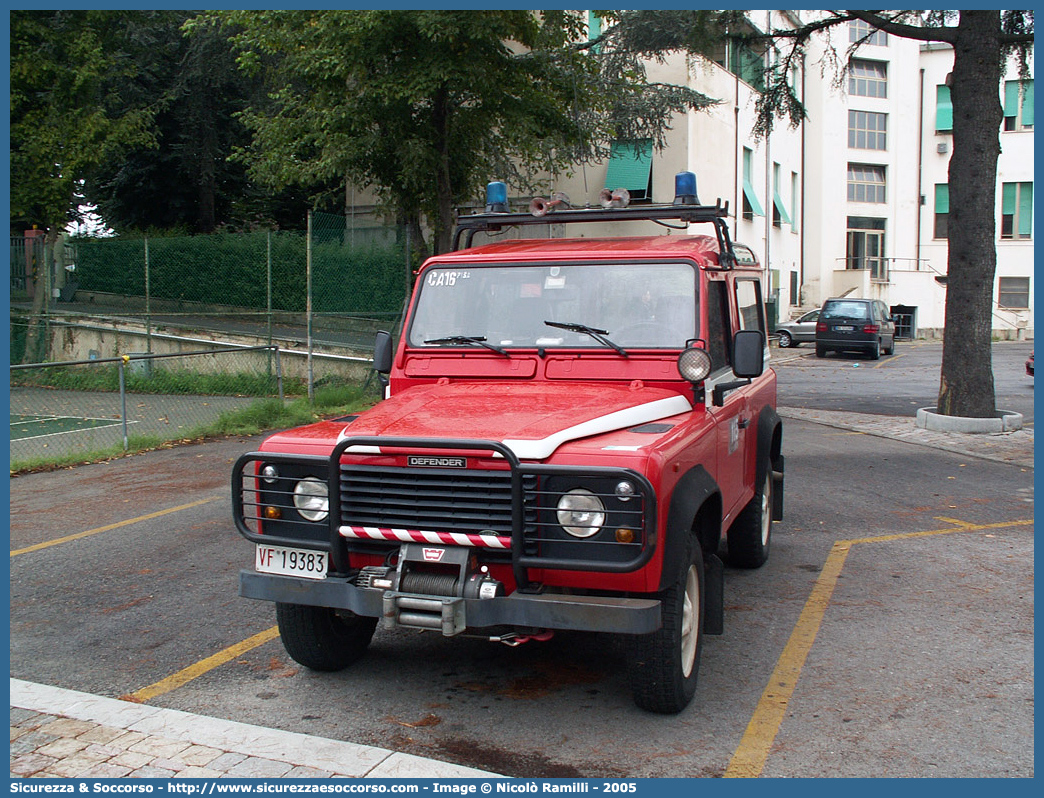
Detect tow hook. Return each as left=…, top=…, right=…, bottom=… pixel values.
left=491, top=630, right=554, bottom=647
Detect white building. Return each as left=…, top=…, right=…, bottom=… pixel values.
left=528, top=13, right=1033, bottom=339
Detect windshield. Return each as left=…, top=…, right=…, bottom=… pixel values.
left=408, top=262, right=697, bottom=350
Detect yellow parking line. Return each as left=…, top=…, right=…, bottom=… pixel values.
left=126, top=626, right=281, bottom=703
left=10, top=497, right=224, bottom=557
left=725, top=517, right=1032, bottom=778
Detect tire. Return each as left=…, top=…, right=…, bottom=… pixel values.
left=815, top=344, right=827, bottom=358
left=628, top=539, right=704, bottom=714
left=777, top=331, right=793, bottom=348
left=883, top=338, right=895, bottom=356
left=276, top=603, right=377, bottom=671
left=868, top=340, right=881, bottom=360
left=727, top=469, right=773, bottom=568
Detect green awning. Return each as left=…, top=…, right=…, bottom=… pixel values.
left=772, top=191, right=792, bottom=225
left=742, top=178, right=765, bottom=217
left=605, top=140, right=653, bottom=194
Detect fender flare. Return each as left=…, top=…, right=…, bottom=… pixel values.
left=755, top=405, right=785, bottom=520
left=657, top=465, right=721, bottom=593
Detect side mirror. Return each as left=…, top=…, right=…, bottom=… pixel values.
left=733, top=329, right=765, bottom=378
left=374, top=330, right=393, bottom=374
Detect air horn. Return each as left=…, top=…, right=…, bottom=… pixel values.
left=529, top=192, right=571, bottom=217
left=599, top=187, right=630, bottom=208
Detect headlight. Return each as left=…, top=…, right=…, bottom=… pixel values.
left=293, top=477, right=329, bottom=522
left=677, top=346, right=712, bottom=383
left=556, top=489, right=605, bottom=538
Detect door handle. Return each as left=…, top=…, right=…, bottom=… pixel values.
left=738, top=416, right=751, bottom=429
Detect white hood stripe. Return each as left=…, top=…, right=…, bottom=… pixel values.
left=502, top=395, right=691, bottom=460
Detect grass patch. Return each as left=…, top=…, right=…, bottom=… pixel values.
left=11, top=365, right=305, bottom=398
left=9, top=384, right=378, bottom=475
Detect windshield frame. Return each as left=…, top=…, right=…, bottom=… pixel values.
left=406, top=259, right=700, bottom=353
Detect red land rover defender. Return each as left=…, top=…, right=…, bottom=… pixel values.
left=233, top=173, right=784, bottom=714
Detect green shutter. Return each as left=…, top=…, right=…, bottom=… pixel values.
left=1002, top=182, right=1017, bottom=214
left=936, top=85, right=952, bottom=131
left=1004, top=81, right=1020, bottom=117
left=605, top=140, right=652, bottom=194
left=935, top=184, right=949, bottom=214
left=1018, top=183, right=1033, bottom=237
left=1022, top=80, right=1033, bottom=126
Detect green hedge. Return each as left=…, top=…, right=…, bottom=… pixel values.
left=74, top=227, right=408, bottom=316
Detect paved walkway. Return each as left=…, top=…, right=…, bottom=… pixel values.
left=10, top=378, right=1033, bottom=781
left=10, top=680, right=499, bottom=779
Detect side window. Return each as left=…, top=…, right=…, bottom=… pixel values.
left=735, top=278, right=766, bottom=333
left=705, top=280, right=731, bottom=371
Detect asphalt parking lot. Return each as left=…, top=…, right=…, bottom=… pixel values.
left=9, top=346, right=1035, bottom=778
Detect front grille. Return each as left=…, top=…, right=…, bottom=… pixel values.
left=339, top=465, right=537, bottom=536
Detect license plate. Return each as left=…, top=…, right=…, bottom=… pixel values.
left=834, top=325, right=854, bottom=331
left=256, top=544, right=328, bottom=580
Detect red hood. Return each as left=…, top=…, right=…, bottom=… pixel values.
left=339, top=381, right=691, bottom=460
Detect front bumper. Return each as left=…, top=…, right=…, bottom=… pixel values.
left=240, top=570, right=661, bottom=636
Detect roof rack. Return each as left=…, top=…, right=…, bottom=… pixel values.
left=452, top=172, right=737, bottom=265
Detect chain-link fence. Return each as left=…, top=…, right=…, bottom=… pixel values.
left=10, top=211, right=405, bottom=468
left=9, top=347, right=288, bottom=468
left=11, top=212, right=411, bottom=369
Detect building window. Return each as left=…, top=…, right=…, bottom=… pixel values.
left=729, top=39, right=766, bottom=91
left=935, top=85, right=953, bottom=132
left=605, top=140, right=653, bottom=201
left=790, top=171, right=799, bottom=232
left=1001, top=182, right=1033, bottom=239
left=934, top=184, right=949, bottom=239
left=998, top=277, right=1030, bottom=309
left=846, top=217, right=887, bottom=280
left=772, top=163, right=792, bottom=228
left=741, top=147, right=764, bottom=221
left=848, top=110, right=887, bottom=150
left=847, top=164, right=887, bottom=203
left=1003, top=80, right=1034, bottom=131
left=850, top=19, right=888, bottom=46
left=849, top=59, right=887, bottom=98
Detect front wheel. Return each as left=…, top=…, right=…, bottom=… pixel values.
left=276, top=603, right=377, bottom=671
left=728, top=469, right=773, bottom=568
left=628, top=540, right=704, bottom=714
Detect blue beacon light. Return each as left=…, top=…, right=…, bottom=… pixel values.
left=485, top=181, right=509, bottom=213
left=673, top=171, right=700, bottom=205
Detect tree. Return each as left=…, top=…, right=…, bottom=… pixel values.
left=198, top=10, right=716, bottom=256
left=610, top=10, right=1034, bottom=419
left=11, top=10, right=158, bottom=361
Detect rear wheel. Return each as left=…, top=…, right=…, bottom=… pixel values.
left=629, top=539, right=704, bottom=714
left=728, top=469, right=773, bottom=568
left=276, top=603, right=377, bottom=671
left=777, top=331, right=793, bottom=348
left=815, top=344, right=827, bottom=358
left=868, top=340, right=881, bottom=360
left=883, top=337, right=895, bottom=356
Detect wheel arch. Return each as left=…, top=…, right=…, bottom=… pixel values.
left=658, top=465, right=722, bottom=592
left=755, top=405, right=785, bottom=521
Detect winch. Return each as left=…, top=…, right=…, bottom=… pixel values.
left=354, top=543, right=504, bottom=635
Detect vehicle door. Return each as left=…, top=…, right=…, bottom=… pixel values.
left=875, top=301, right=895, bottom=347
left=796, top=309, right=819, bottom=342
left=705, top=277, right=761, bottom=524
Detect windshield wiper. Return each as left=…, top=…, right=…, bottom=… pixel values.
left=424, top=335, right=510, bottom=357
left=544, top=320, right=627, bottom=357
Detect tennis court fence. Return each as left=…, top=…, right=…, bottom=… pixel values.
left=10, top=346, right=286, bottom=468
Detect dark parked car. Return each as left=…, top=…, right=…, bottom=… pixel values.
left=775, top=309, right=820, bottom=348
left=1027, top=352, right=1034, bottom=377
left=815, top=297, right=896, bottom=360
